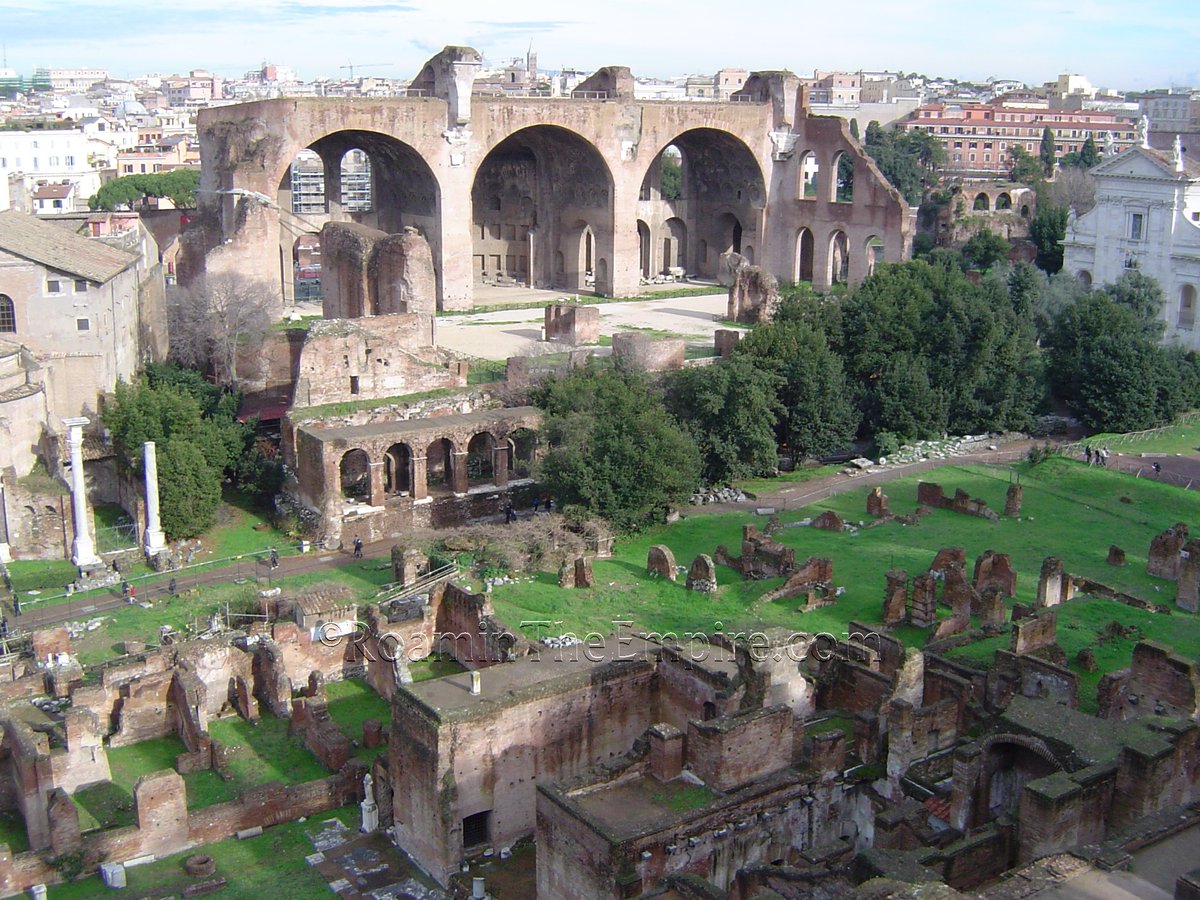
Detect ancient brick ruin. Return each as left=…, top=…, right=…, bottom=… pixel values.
left=190, top=47, right=912, bottom=312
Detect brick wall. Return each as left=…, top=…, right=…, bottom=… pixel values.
left=687, top=707, right=794, bottom=792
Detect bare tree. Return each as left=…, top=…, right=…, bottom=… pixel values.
left=1047, top=167, right=1096, bottom=217
left=167, top=273, right=275, bottom=387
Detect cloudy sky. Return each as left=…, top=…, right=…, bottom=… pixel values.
left=1, top=0, right=1196, bottom=90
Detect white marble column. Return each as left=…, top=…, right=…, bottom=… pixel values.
left=0, top=473, right=12, bottom=563
left=63, top=417, right=100, bottom=568
left=142, top=441, right=166, bottom=555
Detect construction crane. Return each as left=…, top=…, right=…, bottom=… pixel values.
left=339, top=63, right=391, bottom=80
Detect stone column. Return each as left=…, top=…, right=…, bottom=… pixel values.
left=63, top=417, right=100, bottom=568
left=451, top=450, right=469, bottom=495
left=0, top=473, right=11, bottom=563
left=142, top=441, right=166, bottom=555
left=492, top=446, right=509, bottom=488
left=410, top=455, right=428, bottom=501
left=368, top=461, right=386, bottom=507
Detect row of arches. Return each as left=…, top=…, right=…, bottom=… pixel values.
left=794, top=229, right=885, bottom=285
left=279, top=125, right=774, bottom=301
left=970, top=190, right=1030, bottom=216
left=338, top=429, right=537, bottom=503
left=797, top=150, right=856, bottom=204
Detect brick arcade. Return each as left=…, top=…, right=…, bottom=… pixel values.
left=186, top=46, right=913, bottom=313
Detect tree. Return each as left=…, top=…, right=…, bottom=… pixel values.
left=1009, top=146, right=1043, bottom=184
left=1080, top=134, right=1099, bottom=168
left=167, top=274, right=276, bottom=387
left=1102, top=270, right=1165, bottom=337
left=1029, top=205, right=1069, bottom=273
left=533, top=368, right=700, bottom=530
left=735, top=321, right=859, bottom=459
left=1040, top=126, right=1057, bottom=177
left=1045, top=166, right=1096, bottom=216
left=157, top=439, right=221, bottom=539
left=102, top=380, right=228, bottom=538
left=849, top=119, right=860, bottom=141
left=663, top=356, right=781, bottom=484
left=962, top=229, right=1011, bottom=270
left=90, top=169, right=199, bottom=211
left=1045, top=291, right=1184, bottom=431
left=862, top=127, right=944, bottom=206
left=659, top=154, right=682, bottom=200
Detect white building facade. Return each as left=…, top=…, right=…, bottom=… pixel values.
left=1064, top=138, right=1200, bottom=348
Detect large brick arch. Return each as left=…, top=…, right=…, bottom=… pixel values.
left=194, top=52, right=912, bottom=310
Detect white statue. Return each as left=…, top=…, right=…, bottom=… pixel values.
left=1138, top=115, right=1150, bottom=149
left=1173, top=134, right=1185, bottom=172
left=360, top=772, right=379, bottom=833
left=1105, top=131, right=1116, bottom=157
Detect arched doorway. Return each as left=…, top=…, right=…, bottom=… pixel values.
left=996, top=192, right=1013, bottom=210
left=973, top=192, right=990, bottom=211
left=982, top=740, right=1059, bottom=821
left=795, top=229, right=815, bottom=282
left=637, top=220, right=652, bottom=279
left=637, top=129, right=765, bottom=279
left=466, top=433, right=496, bottom=486
left=799, top=151, right=820, bottom=199
left=509, top=428, right=537, bottom=479
left=277, top=130, right=441, bottom=306
left=833, top=151, right=854, bottom=203
left=864, top=235, right=884, bottom=278
left=384, top=443, right=412, bottom=495
left=1180, top=284, right=1197, bottom=329
left=664, top=217, right=687, bottom=273
left=292, top=234, right=322, bottom=303
left=471, top=125, right=614, bottom=297
left=426, top=438, right=456, bottom=494
left=339, top=449, right=370, bottom=501
left=828, top=230, right=849, bottom=285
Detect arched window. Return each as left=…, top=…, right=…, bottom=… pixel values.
left=1180, top=284, right=1197, bottom=330
left=0, top=295, right=14, bottom=333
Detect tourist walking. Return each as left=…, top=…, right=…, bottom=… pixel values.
left=352, top=537, right=363, bottom=559
left=1085, top=445, right=1093, bottom=465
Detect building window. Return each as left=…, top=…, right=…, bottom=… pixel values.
left=1130, top=213, right=1145, bottom=241
left=74, top=279, right=88, bottom=293
left=65, top=155, right=74, bottom=166
left=0, top=295, right=14, bottom=333
left=46, top=279, right=61, bottom=294
left=76, top=317, right=90, bottom=331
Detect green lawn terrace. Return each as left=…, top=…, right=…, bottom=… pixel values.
left=48, top=807, right=361, bottom=900
left=486, top=458, right=1200, bottom=705
left=3, top=490, right=299, bottom=617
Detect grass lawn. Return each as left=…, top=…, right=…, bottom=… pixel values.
left=737, top=464, right=842, bottom=498
left=409, top=652, right=466, bottom=682
left=5, top=559, right=79, bottom=596
left=49, top=806, right=359, bottom=900
left=64, top=566, right=394, bottom=668
left=73, top=735, right=242, bottom=831
left=1084, top=418, right=1200, bottom=456
left=205, top=490, right=293, bottom=560
left=207, top=712, right=329, bottom=789
left=325, top=678, right=391, bottom=762
left=488, top=458, right=1200, bottom=670
left=0, top=809, right=28, bottom=853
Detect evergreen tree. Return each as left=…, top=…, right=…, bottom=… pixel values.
left=1040, top=126, right=1057, bottom=177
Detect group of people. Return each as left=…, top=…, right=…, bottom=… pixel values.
left=504, top=494, right=555, bottom=524
left=1084, top=445, right=1111, bottom=467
